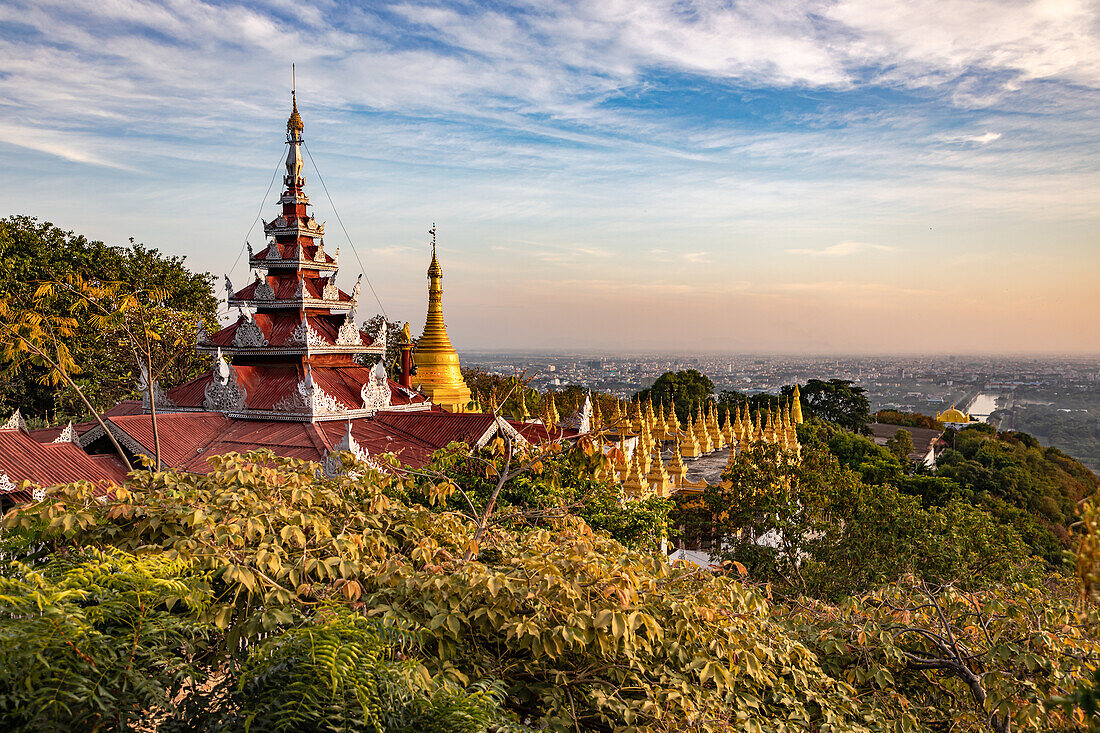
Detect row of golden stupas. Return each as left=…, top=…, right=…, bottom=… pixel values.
left=468, top=384, right=806, bottom=498
left=607, top=393, right=804, bottom=498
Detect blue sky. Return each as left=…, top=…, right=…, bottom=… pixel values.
left=1, top=0, right=1098, bottom=353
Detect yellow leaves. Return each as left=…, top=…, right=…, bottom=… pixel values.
left=341, top=580, right=362, bottom=602
left=486, top=575, right=504, bottom=597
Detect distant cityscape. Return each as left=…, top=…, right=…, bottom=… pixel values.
left=464, top=353, right=1100, bottom=472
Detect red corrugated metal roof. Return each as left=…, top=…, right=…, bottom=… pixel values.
left=104, top=413, right=232, bottom=466
left=0, top=429, right=127, bottom=492
left=373, top=411, right=497, bottom=451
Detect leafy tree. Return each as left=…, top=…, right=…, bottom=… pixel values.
left=0, top=547, right=214, bottom=732
left=0, top=296, right=133, bottom=470
left=404, top=437, right=671, bottom=551
left=166, top=608, right=518, bottom=733
left=799, top=378, right=872, bottom=433
left=361, top=314, right=405, bottom=372
left=874, top=409, right=941, bottom=429
left=675, top=442, right=1035, bottom=599
left=885, top=428, right=914, bottom=464
left=0, top=215, right=216, bottom=421
left=6, top=451, right=871, bottom=732
left=791, top=579, right=1099, bottom=733
left=635, top=369, right=714, bottom=423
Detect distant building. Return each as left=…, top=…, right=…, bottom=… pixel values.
left=936, top=407, right=978, bottom=430
left=869, top=423, right=944, bottom=468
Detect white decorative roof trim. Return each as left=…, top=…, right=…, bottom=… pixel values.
left=563, top=393, right=592, bottom=434
left=2, top=409, right=26, bottom=431
left=287, top=319, right=328, bottom=347
left=196, top=317, right=213, bottom=346
left=360, top=361, right=392, bottom=413
left=336, top=314, right=362, bottom=346
left=138, top=365, right=178, bottom=411
left=321, top=424, right=385, bottom=478
left=315, top=239, right=325, bottom=262
left=0, top=472, right=16, bottom=494
left=231, top=317, right=268, bottom=348
left=475, top=415, right=529, bottom=450
left=322, top=278, right=340, bottom=301
left=203, top=351, right=247, bottom=412
left=52, top=422, right=79, bottom=444
left=78, top=421, right=150, bottom=458
left=254, top=279, right=276, bottom=301
left=274, top=366, right=346, bottom=418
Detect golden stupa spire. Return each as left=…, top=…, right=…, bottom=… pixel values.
left=288, top=70, right=304, bottom=133
left=412, top=225, right=472, bottom=412
left=791, top=384, right=804, bottom=424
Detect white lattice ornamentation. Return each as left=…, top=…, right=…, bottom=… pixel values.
left=138, top=365, right=178, bottom=411
left=2, top=410, right=26, bottom=431
left=266, top=241, right=281, bottom=260
left=0, top=472, right=16, bottom=494
left=322, top=278, right=340, bottom=301
left=322, top=423, right=379, bottom=478
left=254, top=279, right=276, bottom=301
left=52, top=422, right=79, bottom=444
left=274, top=365, right=345, bottom=417
left=203, top=350, right=247, bottom=412
left=231, top=315, right=268, bottom=347
left=287, top=319, right=327, bottom=347
left=336, top=313, right=362, bottom=346
left=196, top=317, right=212, bottom=345
left=360, top=361, right=392, bottom=413
left=563, top=393, right=593, bottom=434
left=315, top=240, right=325, bottom=262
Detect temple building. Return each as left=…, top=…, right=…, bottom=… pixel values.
left=0, top=92, right=562, bottom=493
left=936, top=406, right=978, bottom=429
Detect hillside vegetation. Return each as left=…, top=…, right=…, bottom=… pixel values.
left=2, top=428, right=1099, bottom=731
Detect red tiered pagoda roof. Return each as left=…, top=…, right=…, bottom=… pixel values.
left=157, top=92, right=426, bottom=422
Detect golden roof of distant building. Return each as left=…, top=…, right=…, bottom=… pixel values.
left=936, top=407, right=971, bottom=424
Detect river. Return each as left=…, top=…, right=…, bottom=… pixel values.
left=967, top=393, right=999, bottom=421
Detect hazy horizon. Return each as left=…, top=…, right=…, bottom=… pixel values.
left=3, top=0, right=1098, bottom=354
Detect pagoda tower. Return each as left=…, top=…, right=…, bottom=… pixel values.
left=163, top=92, right=428, bottom=421
left=412, top=228, right=473, bottom=412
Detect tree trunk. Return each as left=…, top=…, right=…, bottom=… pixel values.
left=145, top=350, right=161, bottom=470
left=37, top=347, right=133, bottom=472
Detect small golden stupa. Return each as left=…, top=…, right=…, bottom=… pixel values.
left=412, top=225, right=472, bottom=412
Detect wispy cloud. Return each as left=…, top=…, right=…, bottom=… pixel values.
left=786, top=241, right=894, bottom=257
left=683, top=251, right=711, bottom=263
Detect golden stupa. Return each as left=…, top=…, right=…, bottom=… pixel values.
left=412, top=226, right=472, bottom=412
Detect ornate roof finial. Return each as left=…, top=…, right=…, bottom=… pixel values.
left=288, top=64, right=303, bottom=133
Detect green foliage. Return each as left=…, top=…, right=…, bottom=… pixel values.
left=799, top=378, right=872, bottom=433
left=0, top=547, right=214, bottom=732
left=0, top=215, right=216, bottom=421
left=885, top=428, right=914, bottom=464
left=811, top=420, right=1097, bottom=569
left=405, top=439, right=672, bottom=551
left=873, top=409, right=941, bottom=430
left=635, top=369, right=714, bottom=423
left=167, top=607, right=516, bottom=733
left=6, top=452, right=871, bottom=732
left=936, top=425, right=1098, bottom=565
left=789, top=580, right=1100, bottom=732
left=675, top=442, right=1035, bottom=600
